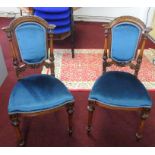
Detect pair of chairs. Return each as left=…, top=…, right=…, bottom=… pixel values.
left=3, top=15, right=152, bottom=146
left=20, top=7, right=75, bottom=58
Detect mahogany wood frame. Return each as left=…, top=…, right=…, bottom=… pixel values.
left=2, top=16, right=74, bottom=146
left=20, top=7, right=75, bottom=58
left=87, top=16, right=152, bottom=141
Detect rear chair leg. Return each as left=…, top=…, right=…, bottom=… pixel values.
left=10, top=114, right=25, bottom=146
left=87, top=101, right=95, bottom=135
left=136, top=108, right=150, bottom=141
left=66, top=103, right=74, bottom=136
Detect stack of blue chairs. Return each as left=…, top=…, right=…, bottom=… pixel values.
left=33, top=7, right=75, bottom=58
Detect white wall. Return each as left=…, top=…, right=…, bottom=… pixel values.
left=0, top=7, right=19, bottom=17
left=0, top=7, right=154, bottom=26
left=0, top=46, right=8, bottom=86
left=74, top=7, right=153, bottom=26
left=147, top=7, right=155, bottom=27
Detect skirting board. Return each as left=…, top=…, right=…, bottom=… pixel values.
left=74, top=15, right=114, bottom=22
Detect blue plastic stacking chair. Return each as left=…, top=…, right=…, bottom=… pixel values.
left=33, top=7, right=75, bottom=58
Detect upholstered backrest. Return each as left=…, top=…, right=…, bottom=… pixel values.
left=111, top=22, right=141, bottom=62
left=102, top=16, right=151, bottom=76
left=15, top=22, right=47, bottom=64
left=2, top=16, right=55, bottom=78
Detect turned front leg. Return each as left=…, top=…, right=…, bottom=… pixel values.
left=136, top=108, right=150, bottom=141
left=87, top=101, right=95, bottom=134
left=66, top=103, right=74, bottom=136
left=10, top=114, right=24, bottom=146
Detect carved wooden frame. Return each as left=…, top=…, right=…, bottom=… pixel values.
left=2, top=15, right=56, bottom=78
left=2, top=16, right=74, bottom=146
left=87, top=16, right=152, bottom=141
left=102, top=16, right=151, bottom=76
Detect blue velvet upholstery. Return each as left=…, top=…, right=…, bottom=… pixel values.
left=15, top=22, right=47, bottom=64
left=33, top=7, right=72, bottom=35
left=111, top=22, right=141, bottom=62
left=8, top=74, right=74, bottom=114
left=89, top=71, right=152, bottom=108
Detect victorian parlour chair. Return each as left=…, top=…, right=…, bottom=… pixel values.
left=2, top=16, right=74, bottom=146
left=20, top=7, right=75, bottom=58
left=87, top=16, right=152, bottom=140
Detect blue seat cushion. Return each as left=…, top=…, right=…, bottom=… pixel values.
left=52, top=25, right=71, bottom=34
left=34, top=10, right=70, bottom=20
left=8, top=74, right=74, bottom=114
left=89, top=71, right=152, bottom=108
left=33, top=7, right=70, bottom=13
left=47, top=18, right=70, bottom=27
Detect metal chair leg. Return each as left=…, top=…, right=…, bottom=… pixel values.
left=70, top=7, right=75, bottom=59
left=71, top=32, right=75, bottom=58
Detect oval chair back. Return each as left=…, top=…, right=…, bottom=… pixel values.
left=2, top=16, right=55, bottom=78
left=103, top=16, right=151, bottom=76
